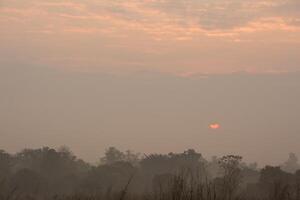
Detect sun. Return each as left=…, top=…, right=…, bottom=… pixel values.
left=209, top=123, right=220, bottom=130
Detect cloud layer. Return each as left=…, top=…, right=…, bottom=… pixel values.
left=0, top=0, right=300, bottom=74
left=1, top=0, right=300, bottom=36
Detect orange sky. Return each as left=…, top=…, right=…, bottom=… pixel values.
left=1, top=0, right=300, bottom=75
left=1, top=1, right=300, bottom=164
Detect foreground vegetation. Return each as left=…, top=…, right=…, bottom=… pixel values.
left=0, top=147, right=300, bottom=200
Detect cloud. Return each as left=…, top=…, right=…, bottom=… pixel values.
left=1, top=0, right=300, bottom=38
left=1, top=0, right=300, bottom=74
left=143, top=0, right=300, bottom=30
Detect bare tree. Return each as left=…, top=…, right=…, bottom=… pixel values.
left=218, top=155, right=243, bottom=200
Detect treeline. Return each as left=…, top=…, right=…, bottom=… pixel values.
left=0, top=146, right=300, bottom=200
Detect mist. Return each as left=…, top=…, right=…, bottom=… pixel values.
left=1, top=66, right=299, bottom=166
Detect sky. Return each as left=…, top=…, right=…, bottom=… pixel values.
left=0, top=0, right=300, bottom=165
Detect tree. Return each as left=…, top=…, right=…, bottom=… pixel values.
left=0, top=150, right=12, bottom=179
left=124, top=150, right=140, bottom=166
left=100, top=147, right=140, bottom=166
left=10, top=168, right=47, bottom=196
left=100, top=147, right=125, bottom=165
left=218, top=155, right=243, bottom=200
left=281, top=153, right=300, bottom=173
left=295, top=170, right=300, bottom=200
left=259, top=166, right=292, bottom=200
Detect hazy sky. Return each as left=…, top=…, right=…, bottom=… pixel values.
left=0, top=0, right=300, bottom=165
left=1, top=0, right=300, bottom=74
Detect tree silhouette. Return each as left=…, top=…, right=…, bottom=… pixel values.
left=218, top=155, right=243, bottom=200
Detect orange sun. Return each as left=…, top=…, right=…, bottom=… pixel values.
left=209, top=123, right=220, bottom=130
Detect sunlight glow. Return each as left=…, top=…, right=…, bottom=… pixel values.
left=209, top=123, right=220, bottom=130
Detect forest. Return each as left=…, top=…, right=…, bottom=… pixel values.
left=0, top=146, right=300, bottom=200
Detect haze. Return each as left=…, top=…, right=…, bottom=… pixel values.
left=0, top=0, right=300, bottom=165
